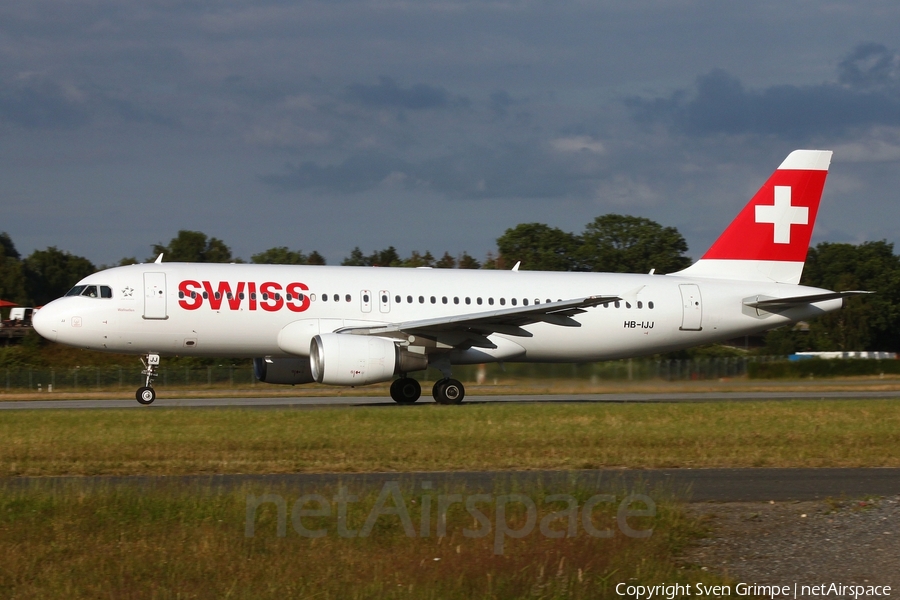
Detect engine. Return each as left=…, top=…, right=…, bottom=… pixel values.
left=253, top=357, right=316, bottom=385
left=310, top=333, right=427, bottom=386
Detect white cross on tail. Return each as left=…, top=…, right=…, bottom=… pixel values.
left=754, top=186, right=808, bottom=244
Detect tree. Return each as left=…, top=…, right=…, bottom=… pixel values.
left=251, top=247, right=327, bottom=265
left=151, top=231, right=234, bottom=263
left=458, top=252, right=481, bottom=269
left=435, top=252, right=456, bottom=269
left=496, top=223, right=581, bottom=271
left=342, top=246, right=402, bottom=267
left=0, top=233, right=29, bottom=308
left=342, top=247, right=367, bottom=266
left=23, top=247, right=96, bottom=305
left=578, top=214, right=691, bottom=274
left=402, top=251, right=434, bottom=268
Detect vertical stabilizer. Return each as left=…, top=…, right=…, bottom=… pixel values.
left=673, top=150, right=832, bottom=284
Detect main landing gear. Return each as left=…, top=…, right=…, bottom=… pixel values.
left=390, top=377, right=422, bottom=404
left=389, top=376, right=466, bottom=405
left=136, top=353, right=160, bottom=405
left=432, top=378, right=465, bottom=405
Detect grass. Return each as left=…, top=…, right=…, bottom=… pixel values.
left=0, top=480, right=731, bottom=599
left=2, top=400, right=900, bottom=477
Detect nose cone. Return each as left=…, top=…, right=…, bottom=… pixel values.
left=32, top=303, right=59, bottom=342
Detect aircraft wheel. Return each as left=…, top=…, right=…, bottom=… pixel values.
left=433, top=378, right=464, bottom=405
left=136, top=386, right=156, bottom=405
left=390, top=378, right=421, bottom=404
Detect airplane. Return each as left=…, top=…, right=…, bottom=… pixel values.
left=33, top=149, right=868, bottom=405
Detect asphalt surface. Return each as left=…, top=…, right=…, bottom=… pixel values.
left=3, top=389, right=900, bottom=410
left=5, top=469, right=900, bottom=502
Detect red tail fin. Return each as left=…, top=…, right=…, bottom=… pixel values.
left=675, top=150, right=832, bottom=284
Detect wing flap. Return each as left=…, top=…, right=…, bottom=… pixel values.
left=336, top=295, right=618, bottom=342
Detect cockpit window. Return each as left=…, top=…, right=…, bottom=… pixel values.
left=64, top=284, right=113, bottom=299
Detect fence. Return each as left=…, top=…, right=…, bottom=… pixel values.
left=1, top=356, right=794, bottom=393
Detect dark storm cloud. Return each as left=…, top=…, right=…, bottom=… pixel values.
left=345, top=76, right=470, bottom=111
left=260, top=143, right=600, bottom=200
left=627, top=44, right=900, bottom=140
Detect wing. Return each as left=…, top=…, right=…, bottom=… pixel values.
left=336, top=295, right=619, bottom=349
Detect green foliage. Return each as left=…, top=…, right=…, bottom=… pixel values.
left=23, top=247, right=96, bottom=305
left=0, top=233, right=29, bottom=308
left=251, top=246, right=326, bottom=265
left=748, top=358, right=900, bottom=379
left=763, top=241, right=900, bottom=353
left=496, top=223, right=581, bottom=271
left=579, top=214, right=691, bottom=274
left=150, top=230, right=235, bottom=263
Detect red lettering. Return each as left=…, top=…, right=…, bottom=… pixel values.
left=228, top=282, right=245, bottom=310
left=260, top=282, right=284, bottom=312
left=248, top=282, right=257, bottom=310
left=202, top=281, right=229, bottom=310
left=286, top=282, right=311, bottom=312
left=178, top=280, right=203, bottom=310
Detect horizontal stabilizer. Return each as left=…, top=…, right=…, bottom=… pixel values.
left=744, top=290, right=872, bottom=310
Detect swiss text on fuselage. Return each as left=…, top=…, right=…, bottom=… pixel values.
left=177, top=280, right=310, bottom=312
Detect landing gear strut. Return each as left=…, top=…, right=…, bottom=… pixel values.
left=432, top=378, right=465, bottom=405
left=390, top=376, right=422, bottom=404
left=136, top=353, right=160, bottom=405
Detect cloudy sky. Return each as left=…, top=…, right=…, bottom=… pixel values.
left=3, top=0, right=900, bottom=266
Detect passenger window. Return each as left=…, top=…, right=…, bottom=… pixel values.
left=333, top=294, right=338, bottom=302
left=407, top=296, right=413, bottom=304
left=453, top=297, right=459, bottom=304
left=500, top=298, right=506, bottom=306
left=648, top=301, right=654, bottom=309
left=239, top=293, right=245, bottom=300
left=322, top=294, right=328, bottom=302
left=419, top=296, right=424, bottom=304
left=523, top=298, right=528, bottom=306
left=625, top=302, right=631, bottom=309
left=100, top=286, right=112, bottom=298
left=65, top=285, right=87, bottom=297
left=347, top=294, right=352, bottom=302
left=362, top=294, right=369, bottom=302
left=477, top=298, right=482, bottom=305
left=395, top=295, right=401, bottom=303
left=465, top=297, right=471, bottom=305
left=442, top=296, right=448, bottom=304
left=637, top=301, right=643, bottom=309
left=614, top=301, right=620, bottom=308
left=178, top=291, right=184, bottom=299
left=488, top=298, right=494, bottom=305
left=430, top=296, right=436, bottom=304
left=511, top=298, right=517, bottom=306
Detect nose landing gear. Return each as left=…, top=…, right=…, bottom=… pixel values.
left=136, top=353, right=160, bottom=405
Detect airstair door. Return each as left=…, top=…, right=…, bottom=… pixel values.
left=679, top=284, right=702, bottom=331
left=143, top=272, right=168, bottom=320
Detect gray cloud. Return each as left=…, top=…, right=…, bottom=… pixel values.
left=345, top=76, right=470, bottom=111
left=626, top=44, right=900, bottom=140
left=0, top=79, right=91, bottom=129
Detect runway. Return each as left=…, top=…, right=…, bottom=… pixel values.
left=4, top=468, right=900, bottom=502
left=2, top=389, right=900, bottom=410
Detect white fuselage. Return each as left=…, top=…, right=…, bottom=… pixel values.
left=33, top=262, right=840, bottom=363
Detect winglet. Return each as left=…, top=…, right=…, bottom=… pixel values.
left=154, top=253, right=164, bottom=264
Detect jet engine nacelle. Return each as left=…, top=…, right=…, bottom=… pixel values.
left=310, top=333, right=427, bottom=386
left=253, top=357, right=316, bottom=385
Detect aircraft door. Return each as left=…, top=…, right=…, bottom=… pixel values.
left=143, top=272, right=168, bottom=320
left=379, top=290, right=391, bottom=313
left=360, top=290, right=372, bottom=313
left=679, top=284, right=702, bottom=331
